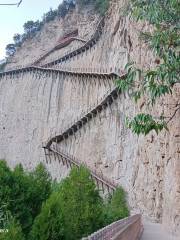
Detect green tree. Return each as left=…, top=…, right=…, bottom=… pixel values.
left=43, top=8, right=57, bottom=23
left=0, top=217, right=24, bottom=240
left=77, top=0, right=109, bottom=15
left=0, top=161, right=52, bottom=236
left=23, top=21, right=40, bottom=38
left=5, top=44, right=16, bottom=56
left=29, top=192, right=65, bottom=240
left=104, top=187, right=129, bottom=224
left=13, top=34, right=22, bottom=47
left=31, top=166, right=104, bottom=240
left=60, top=166, right=104, bottom=239
left=117, top=0, right=180, bottom=135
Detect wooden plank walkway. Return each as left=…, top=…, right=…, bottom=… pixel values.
left=141, top=221, right=179, bottom=240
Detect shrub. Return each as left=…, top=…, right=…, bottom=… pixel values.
left=0, top=161, right=52, bottom=236
left=77, top=0, right=109, bottom=15
left=29, top=192, right=64, bottom=240
left=95, top=0, right=109, bottom=15
left=104, top=187, right=129, bottom=225
left=0, top=218, right=24, bottom=240
left=5, top=44, right=16, bottom=57
left=31, top=166, right=104, bottom=240
left=0, top=161, right=130, bottom=239
left=60, top=166, right=104, bottom=239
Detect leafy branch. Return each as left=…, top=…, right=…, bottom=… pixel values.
left=117, top=0, right=180, bottom=135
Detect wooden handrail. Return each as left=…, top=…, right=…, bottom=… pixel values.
left=0, top=65, right=123, bottom=78
left=48, top=147, right=117, bottom=191
left=82, top=214, right=143, bottom=240
left=3, top=17, right=104, bottom=73
left=41, top=17, right=105, bottom=68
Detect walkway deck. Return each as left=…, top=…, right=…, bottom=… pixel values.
left=141, top=221, right=179, bottom=240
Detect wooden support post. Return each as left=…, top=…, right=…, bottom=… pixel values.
left=48, top=150, right=52, bottom=164
left=61, top=156, right=65, bottom=165
left=44, top=148, right=48, bottom=164
left=102, top=181, right=105, bottom=194
left=53, top=148, right=57, bottom=162
left=56, top=152, right=61, bottom=164
left=96, top=179, right=100, bottom=191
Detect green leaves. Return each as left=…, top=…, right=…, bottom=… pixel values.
left=130, top=0, right=180, bottom=26
left=30, top=166, right=104, bottom=240
left=116, top=0, right=179, bottom=135
left=1, top=162, right=130, bottom=240
left=116, top=62, right=141, bottom=93
left=126, top=114, right=168, bottom=135
left=0, top=161, right=52, bottom=237
left=103, top=187, right=129, bottom=225
left=0, top=217, right=25, bottom=240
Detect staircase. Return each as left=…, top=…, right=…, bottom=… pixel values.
left=41, top=17, right=105, bottom=68
left=44, top=146, right=117, bottom=193
left=4, top=17, right=105, bottom=72
left=0, top=14, right=144, bottom=240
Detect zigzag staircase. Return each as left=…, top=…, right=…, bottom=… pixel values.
left=41, top=17, right=105, bottom=68
left=0, top=50, right=126, bottom=196
left=5, top=17, right=104, bottom=71
left=42, top=71, right=126, bottom=194
left=45, top=147, right=117, bottom=193
left=0, top=13, right=144, bottom=239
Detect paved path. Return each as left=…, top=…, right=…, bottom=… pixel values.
left=141, top=221, right=179, bottom=240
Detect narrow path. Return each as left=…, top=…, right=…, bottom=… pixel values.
left=141, top=221, right=179, bottom=240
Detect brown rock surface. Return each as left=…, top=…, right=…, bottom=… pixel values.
left=0, top=0, right=179, bottom=236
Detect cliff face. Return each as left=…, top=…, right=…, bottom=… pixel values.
left=0, top=0, right=180, bottom=236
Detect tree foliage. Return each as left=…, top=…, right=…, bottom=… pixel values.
left=0, top=161, right=52, bottom=236
left=0, top=161, right=129, bottom=240
left=77, top=0, right=109, bottom=15
left=103, top=187, right=129, bottom=225
left=30, top=166, right=104, bottom=240
left=5, top=0, right=109, bottom=57
left=0, top=217, right=24, bottom=240
left=0, top=61, right=6, bottom=72
left=30, top=166, right=130, bottom=240
left=5, top=44, right=16, bottom=57
left=59, top=166, right=104, bottom=239
left=117, top=0, right=180, bottom=135
left=29, top=192, right=64, bottom=240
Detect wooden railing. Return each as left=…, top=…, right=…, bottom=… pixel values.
left=41, top=17, right=105, bottom=68
left=32, top=29, right=85, bottom=66
left=82, top=214, right=143, bottom=240
left=44, top=146, right=117, bottom=193
left=3, top=17, right=104, bottom=73
left=45, top=85, right=121, bottom=149
left=0, top=65, right=124, bottom=78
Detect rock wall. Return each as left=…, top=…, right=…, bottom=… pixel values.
left=1, top=0, right=180, bottom=236
left=5, top=4, right=99, bottom=70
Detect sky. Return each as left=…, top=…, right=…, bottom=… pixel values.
left=0, top=0, right=62, bottom=59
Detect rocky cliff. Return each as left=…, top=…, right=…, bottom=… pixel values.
left=0, top=0, right=179, bottom=236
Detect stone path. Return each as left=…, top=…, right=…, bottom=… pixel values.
left=141, top=221, right=179, bottom=240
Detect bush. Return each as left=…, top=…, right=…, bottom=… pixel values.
left=95, top=0, right=109, bottom=15
left=29, top=192, right=64, bottom=240
left=104, top=187, right=129, bottom=225
left=60, top=166, right=104, bottom=239
left=31, top=166, right=104, bottom=240
left=0, top=161, right=52, bottom=236
left=43, top=8, right=57, bottom=23
left=77, top=0, right=109, bottom=15
left=5, top=44, right=16, bottom=57
left=0, top=161, right=129, bottom=239
left=0, top=218, right=24, bottom=240
left=0, top=62, right=6, bottom=72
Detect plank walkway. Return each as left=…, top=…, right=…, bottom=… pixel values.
left=141, top=221, right=179, bottom=240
